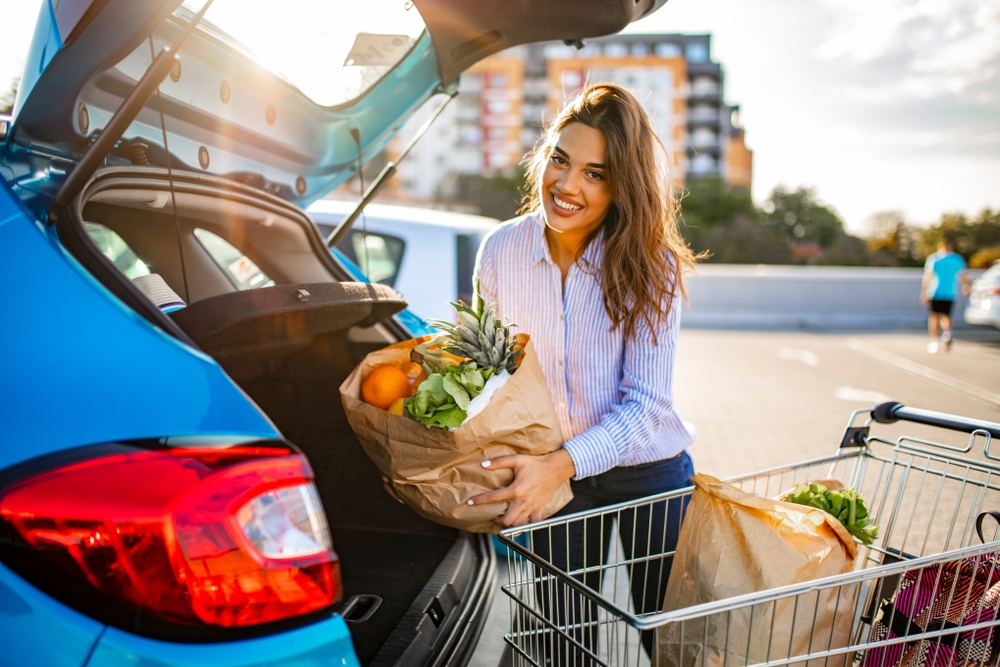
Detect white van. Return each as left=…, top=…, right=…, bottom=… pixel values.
left=308, top=200, right=500, bottom=323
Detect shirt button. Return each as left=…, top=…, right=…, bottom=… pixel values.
left=557, top=360, right=563, bottom=366
left=558, top=313, right=564, bottom=320
left=559, top=401, right=567, bottom=409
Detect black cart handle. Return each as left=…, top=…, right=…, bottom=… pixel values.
left=872, top=402, right=1000, bottom=439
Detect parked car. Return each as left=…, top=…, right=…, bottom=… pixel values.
left=0, top=1, right=666, bottom=666
left=309, top=200, right=499, bottom=323
left=964, top=260, right=1000, bottom=331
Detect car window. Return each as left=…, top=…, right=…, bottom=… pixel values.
left=193, top=228, right=275, bottom=290
left=343, top=231, right=406, bottom=287
left=185, top=0, right=427, bottom=108
left=84, top=223, right=151, bottom=279
left=456, top=233, right=483, bottom=306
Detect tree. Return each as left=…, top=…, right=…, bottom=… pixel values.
left=761, top=186, right=868, bottom=265
left=864, top=211, right=922, bottom=267
left=917, top=208, right=1000, bottom=266
left=677, top=178, right=793, bottom=264
left=0, top=76, right=18, bottom=115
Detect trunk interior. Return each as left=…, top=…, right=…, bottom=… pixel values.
left=71, top=175, right=478, bottom=665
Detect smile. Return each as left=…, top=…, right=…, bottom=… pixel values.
left=552, top=195, right=582, bottom=211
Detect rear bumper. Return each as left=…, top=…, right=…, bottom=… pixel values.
left=369, top=533, right=497, bottom=667
left=1, top=533, right=496, bottom=667
left=964, top=304, right=1000, bottom=329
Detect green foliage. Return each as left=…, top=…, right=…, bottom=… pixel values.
left=0, top=76, right=19, bottom=115
left=916, top=208, right=1000, bottom=266
left=404, top=363, right=495, bottom=429
left=678, top=180, right=868, bottom=265
left=864, top=211, right=923, bottom=267
left=763, top=186, right=850, bottom=251
left=444, top=169, right=527, bottom=221
left=785, top=482, right=880, bottom=545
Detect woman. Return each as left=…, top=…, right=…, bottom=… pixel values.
left=468, top=82, right=697, bottom=658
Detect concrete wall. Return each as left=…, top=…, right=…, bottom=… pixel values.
left=680, top=265, right=981, bottom=329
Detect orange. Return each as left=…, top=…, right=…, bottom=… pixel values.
left=361, top=365, right=412, bottom=410
left=400, top=361, right=427, bottom=396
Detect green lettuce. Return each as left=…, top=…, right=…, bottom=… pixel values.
left=785, top=482, right=880, bottom=545
left=405, top=363, right=495, bottom=429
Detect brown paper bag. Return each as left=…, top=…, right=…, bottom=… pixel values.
left=657, top=474, right=858, bottom=667
left=339, top=335, right=572, bottom=533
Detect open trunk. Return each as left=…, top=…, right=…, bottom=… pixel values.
left=59, top=167, right=495, bottom=666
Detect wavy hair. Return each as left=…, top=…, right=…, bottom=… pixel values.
left=521, top=83, right=697, bottom=343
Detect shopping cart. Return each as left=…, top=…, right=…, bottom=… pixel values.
left=499, top=402, right=1000, bottom=667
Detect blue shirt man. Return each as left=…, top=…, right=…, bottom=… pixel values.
left=921, top=240, right=969, bottom=353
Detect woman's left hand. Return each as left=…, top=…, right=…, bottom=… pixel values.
left=469, top=449, right=576, bottom=527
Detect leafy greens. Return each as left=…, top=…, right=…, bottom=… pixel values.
left=405, top=363, right=495, bottom=429
left=785, top=482, right=880, bottom=545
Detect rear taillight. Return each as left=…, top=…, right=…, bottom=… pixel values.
left=986, top=285, right=999, bottom=295
left=0, top=446, right=340, bottom=627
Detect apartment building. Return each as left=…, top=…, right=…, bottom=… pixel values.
left=392, top=33, right=752, bottom=203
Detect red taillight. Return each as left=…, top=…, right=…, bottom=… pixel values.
left=0, top=446, right=340, bottom=627
left=986, top=285, right=999, bottom=295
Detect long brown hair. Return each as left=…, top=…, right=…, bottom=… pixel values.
left=521, top=82, right=697, bottom=343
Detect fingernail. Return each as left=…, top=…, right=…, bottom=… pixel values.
left=481, top=460, right=491, bottom=468
left=467, top=499, right=475, bottom=505
left=397, top=499, right=404, bottom=504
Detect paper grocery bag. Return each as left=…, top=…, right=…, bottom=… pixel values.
left=340, top=335, right=572, bottom=533
left=657, top=474, right=858, bottom=667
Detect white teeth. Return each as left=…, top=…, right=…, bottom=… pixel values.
left=553, top=196, right=581, bottom=211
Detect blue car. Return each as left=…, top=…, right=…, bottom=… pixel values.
left=0, top=1, right=666, bottom=666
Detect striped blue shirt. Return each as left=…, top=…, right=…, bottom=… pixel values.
left=474, top=213, right=694, bottom=480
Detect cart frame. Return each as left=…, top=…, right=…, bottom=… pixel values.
left=499, top=403, right=1000, bottom=667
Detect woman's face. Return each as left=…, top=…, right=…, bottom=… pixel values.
left=540, top=122, right=613, bottom=237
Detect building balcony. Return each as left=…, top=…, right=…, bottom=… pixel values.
left=687, top=62, right=722, bottom=77
left=687, top=143, right=721, bottom=156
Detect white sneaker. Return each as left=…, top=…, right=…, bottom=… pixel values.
left=942, top=331, right=952, bottom=351
left=927, top=340, right=940, bottom=354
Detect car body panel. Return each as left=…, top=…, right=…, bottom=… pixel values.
left=85, top=615, right=360, bottom=667
left=0, top=179, right=278, bottom=468
left=964, top=261, right=1000, bottom=330
left=0, top=563, right=104, bottom=667
left=309, top=201, right=497, bottom=322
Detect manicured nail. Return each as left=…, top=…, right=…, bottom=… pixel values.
left=481, top=460, right=491, bottom=468
left=467, top=499, right=475, bottom=505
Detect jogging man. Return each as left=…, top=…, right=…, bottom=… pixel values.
left=921, top=238, right=970, bottom=353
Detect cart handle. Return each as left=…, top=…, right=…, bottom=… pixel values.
left=872, top=402, right=1000, bottom=438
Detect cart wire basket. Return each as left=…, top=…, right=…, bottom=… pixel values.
left=499, top=403, right=1000, bottom=667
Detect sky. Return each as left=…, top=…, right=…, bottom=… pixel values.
left=626, top=0, right=1000, bottom=232
left=2, top=0, right=997, bottom=233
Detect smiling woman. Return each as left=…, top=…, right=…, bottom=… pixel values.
left=469, top=83, right=698, bottom=659
left=183, top=0, right=426, bottom=106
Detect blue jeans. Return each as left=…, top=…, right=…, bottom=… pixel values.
left=531, top=452, right=694, bottom=663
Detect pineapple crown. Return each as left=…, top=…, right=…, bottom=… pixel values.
left=425, top=283, right=523, bottom=374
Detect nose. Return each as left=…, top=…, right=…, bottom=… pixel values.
left=556, top=167, right=581, bottom=195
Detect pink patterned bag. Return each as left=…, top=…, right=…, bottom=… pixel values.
left=864, top=513, right=1000, bottom=667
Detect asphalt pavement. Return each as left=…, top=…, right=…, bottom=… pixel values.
left=467, top=325, right=1000, bottom=667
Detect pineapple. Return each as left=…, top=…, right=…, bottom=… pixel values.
left=425, top=286, right=522, bottom=374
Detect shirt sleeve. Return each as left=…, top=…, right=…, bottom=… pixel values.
left=560, top=290, right=691, bottom=479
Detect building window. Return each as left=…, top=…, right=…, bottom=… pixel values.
left=655, top=42, right=681, bottom=58
left=631, top=42, right=649, bottom=57
left=604, top=42, right=628, bottom=57
left=690, top=154, right=716, bottom=175
left=686, top=42, right=709, bottom=63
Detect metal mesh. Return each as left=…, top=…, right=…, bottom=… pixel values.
left=500, top=418, right=1000, bottom=667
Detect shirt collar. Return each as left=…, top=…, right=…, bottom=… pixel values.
left=531, top=213, right=606, bottom=270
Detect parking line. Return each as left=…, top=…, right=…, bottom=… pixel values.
left=846, top=337, right=1000, bottom=408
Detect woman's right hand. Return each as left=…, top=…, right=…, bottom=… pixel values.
left=468, top=449, right=576, bottom=527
